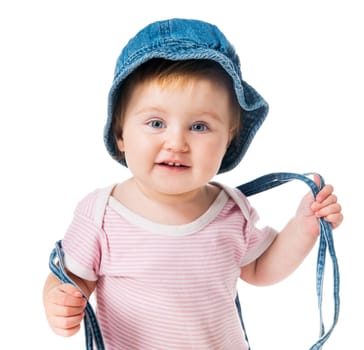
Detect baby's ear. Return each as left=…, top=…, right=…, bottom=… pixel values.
left=116, top=138, right=125, bottom=152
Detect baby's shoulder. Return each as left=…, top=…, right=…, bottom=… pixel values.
left=74, top=184, right=117, bottom=224
left=211, top=182, right=252, bottom=218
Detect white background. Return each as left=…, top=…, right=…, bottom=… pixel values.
left=0, top=0, right=362, bottom=349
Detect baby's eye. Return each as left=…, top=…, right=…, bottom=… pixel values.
left=191, top=123, right=208, bottom=132
left=147, top=120, right=165, bottom=129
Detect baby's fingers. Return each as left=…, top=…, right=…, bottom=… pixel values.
left=51, top=297, right=86, bottom=317
left=323, top=212, right=344, bottom=229
left=50, top=312, right=85, bottom=337
left=57, top=284, right=85, bottom=305
left=45, top=283, right=87, bottom=337
left=315, top=184, right=334, bottom=203
left=313, top=202, right=343, bottom=229
left=312, top=193, right=338, bottom=212
left=46, top=283, right=86, bottom=312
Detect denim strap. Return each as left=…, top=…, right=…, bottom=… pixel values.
left=237, top=172, right=340, bottom=350
left=49, top=241, right=105, bottom=350
left=48, top=172, right=340, bottom=350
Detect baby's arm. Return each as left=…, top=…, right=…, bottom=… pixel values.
left=43, top=272, right=96, bottom=337
left=241, top=178, right=343, bottom=286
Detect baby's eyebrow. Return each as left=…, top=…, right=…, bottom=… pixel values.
left=130, top=106, right=166, bottom=118
left=190, top=111, right=228, bottom=125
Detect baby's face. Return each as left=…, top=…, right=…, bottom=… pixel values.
left=116, top=76, right=233, bottom=198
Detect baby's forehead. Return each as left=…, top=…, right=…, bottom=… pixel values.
left=127, top=74, right=232, bottom=106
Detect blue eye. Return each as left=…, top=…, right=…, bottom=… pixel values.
left=148, top=120, right=165, bottom=128
left=191, top=123, right=208, bottom=132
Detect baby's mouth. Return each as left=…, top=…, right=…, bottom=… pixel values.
left=158, top=162, right=188, bottom=168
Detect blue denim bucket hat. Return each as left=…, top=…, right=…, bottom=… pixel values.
left=104, top=18, right=269, bottom=173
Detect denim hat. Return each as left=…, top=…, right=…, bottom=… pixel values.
left=104, top=18, right=269, bottom=173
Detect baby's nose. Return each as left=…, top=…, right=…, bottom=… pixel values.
left=163, top=128, right=189, bottom=152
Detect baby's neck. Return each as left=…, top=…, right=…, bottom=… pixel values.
left=112, top=179, right=221, bottom=225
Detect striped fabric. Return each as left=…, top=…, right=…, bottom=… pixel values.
left=63, top=184, right=276, bottom=349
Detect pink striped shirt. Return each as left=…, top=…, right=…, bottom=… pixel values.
left=63, top=183, right=276, bottom=349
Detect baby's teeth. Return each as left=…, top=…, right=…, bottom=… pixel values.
left=168, top=162, right=174, bottom=166
left=175, top=163, right=181, bottom=167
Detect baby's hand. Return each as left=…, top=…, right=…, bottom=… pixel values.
left=296, top=175, right=343, bottom=237
left=44, top=283, right=86, bottom=337
left=311, top=182, right=343, bottom=229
